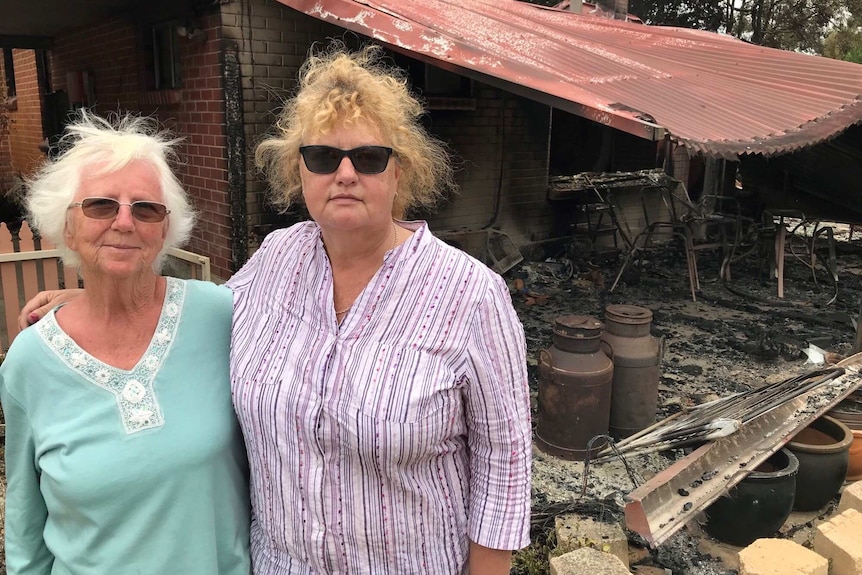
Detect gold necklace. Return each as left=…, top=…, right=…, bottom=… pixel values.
left=334, top=222, right=398, bottom=316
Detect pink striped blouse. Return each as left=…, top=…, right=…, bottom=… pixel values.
left=227, top=220, right=531, bottom=574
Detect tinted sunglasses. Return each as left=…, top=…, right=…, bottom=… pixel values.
left=69, top=197, right=171, bottom=223
left=299, top=145, right=394, bottom=175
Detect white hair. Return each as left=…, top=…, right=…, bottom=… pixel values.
left=26, top=110, right=196, bottom=270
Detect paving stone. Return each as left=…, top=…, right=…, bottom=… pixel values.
left=738, top=538, right=827, bottom=575
left=813, top=508, right=862, bottom=575
left=555, top=513, right=629, bottom=568
left=550, top=547, right=632, bottom=575
left=837, top=479, right=862, bottom=514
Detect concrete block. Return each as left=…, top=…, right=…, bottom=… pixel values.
left=738, top=538, right=827, bottom=575
left=550, top=547, right=632, bottom=575
left=837, top=479, right=862, bottom=514
left=814, top=508, right=862, bottom=575
left=555, top=514, right=629, bottom=568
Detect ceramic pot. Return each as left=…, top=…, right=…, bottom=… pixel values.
left=787, top=415, right=853, bottom=511
left=847, top=429, right=862, bottom=482
left=702, top=448, right=799, bottom=547
left=827, top=392, right=862, bottom=431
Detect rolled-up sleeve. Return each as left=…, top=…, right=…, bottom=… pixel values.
left=463, top=275, right=532, bottom=550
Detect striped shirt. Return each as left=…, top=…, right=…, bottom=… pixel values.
left=227, top=220, right=531, bottom=574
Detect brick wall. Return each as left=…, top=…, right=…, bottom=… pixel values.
left=142, top=12, right=233, bottom=279
left=426, top=86, right=555, bottom=246
left=49, top=13, right=234, bottom=279
left=50, top=20, right=139, bottom=112
left=0, top=55, right=13, bottom=192
left=220, top=0, right=343, bottom=248
left=6, top=49, right=45, bottom=179
left=221, top=0, right=556, bottom=257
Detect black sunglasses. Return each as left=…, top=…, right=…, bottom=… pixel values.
left=69, top=197, right=171, bottom=223
left=299, top=145, right=394, bottom=175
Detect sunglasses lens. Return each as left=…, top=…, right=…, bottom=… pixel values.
left=300, top=146, right=393, bottom=174
left=132, top=202, right=169, bottom=223
left=301, top=147, right=342, bottom=174
left=351, top=147, right=391, bottom=174
left=78, top=198, right=168, bottom=222
left=81, top=198, right=120, bottom=219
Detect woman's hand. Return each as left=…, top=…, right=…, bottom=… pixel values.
left=18, top=289, right=84, bottom=330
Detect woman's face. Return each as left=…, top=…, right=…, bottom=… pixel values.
left=299, top=120, right=401, bottom=235
left=65, top=160, right=168, bottom=279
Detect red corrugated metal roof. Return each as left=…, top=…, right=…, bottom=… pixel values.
left=275, top=0, right=862, bottom=158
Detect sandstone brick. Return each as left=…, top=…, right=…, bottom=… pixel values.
left=550, top=547, right=631, bottom=575
left=814, top=508, right=862, bottom=575
left=738, top=538, right=827, bottom=575
left=837, top=479, right=862, bottom=514
left=555, top=514, right=629, bottom=568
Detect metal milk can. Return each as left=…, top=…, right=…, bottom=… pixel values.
left=536, top=315, right=613, bottom=461
left=601, top=304, right=664, bottom=439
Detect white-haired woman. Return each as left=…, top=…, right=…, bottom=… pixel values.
left=1, top=111, right=251, bottom=575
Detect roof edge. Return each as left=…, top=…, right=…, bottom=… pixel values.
left=676, top=97, right=862, bottom=159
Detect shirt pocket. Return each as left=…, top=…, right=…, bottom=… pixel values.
left=342, top=346, right=461, bottom=424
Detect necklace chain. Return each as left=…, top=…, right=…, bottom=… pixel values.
left=334, top=222, right=398, bottom=316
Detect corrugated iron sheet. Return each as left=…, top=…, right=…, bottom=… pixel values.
left=276, top=0, right=862, bottom=158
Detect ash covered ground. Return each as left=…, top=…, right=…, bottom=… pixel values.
left=512, top=227, right=862, bottom=574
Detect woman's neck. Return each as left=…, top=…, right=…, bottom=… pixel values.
left=321, top=221, right=398, bottom=270
left=78, top=272, right=165, bottom=320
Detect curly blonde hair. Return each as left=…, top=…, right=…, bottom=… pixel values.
left=255, top=44, right=455, bottom=218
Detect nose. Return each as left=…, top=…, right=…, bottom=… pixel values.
left=111, top=204, right=136, bottom=230
left=334, top=155, right=358, bottom=183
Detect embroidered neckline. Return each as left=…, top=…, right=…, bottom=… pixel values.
left=37, top=277, right=186, bottom=434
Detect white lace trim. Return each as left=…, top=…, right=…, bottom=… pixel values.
left=37, top=277, right=186, bottom=434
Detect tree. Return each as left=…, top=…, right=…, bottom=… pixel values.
left=725, top=0, right=859, bottom=52
left=628, top=0, right=723, bottom=31
left=522, top=0, right=862, bottom=53
left=823, top=18, right=862, bottom=62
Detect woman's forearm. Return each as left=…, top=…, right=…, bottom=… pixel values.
left=468, top=540, right=512, bottom=575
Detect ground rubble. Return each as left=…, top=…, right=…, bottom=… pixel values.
left=510, top=235, right=862, bottom=575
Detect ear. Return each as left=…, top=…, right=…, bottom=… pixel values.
left=63, top=218, right=77, bottom=252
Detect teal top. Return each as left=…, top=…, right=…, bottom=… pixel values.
left=0, top=278, right=251, bottom=575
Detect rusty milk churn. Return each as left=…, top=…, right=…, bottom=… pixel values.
left=602, top=304, right=664, bottom=439
left=536, top=315, right=614, bottom=461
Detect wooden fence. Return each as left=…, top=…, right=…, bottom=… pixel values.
left=0, top=221, right=211, bottom=350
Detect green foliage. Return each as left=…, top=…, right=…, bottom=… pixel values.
left=823, top=19, right=862, bottom=62
left=520, top=0, right=862, bottom=55
left=629, top=0, right=723, bottom=31
left=511, top=529, right=557, bottom=575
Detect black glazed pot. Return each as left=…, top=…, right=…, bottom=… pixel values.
left=787, top=415, right=853, bottom=512
left=702, top=448, right=799, bottom=547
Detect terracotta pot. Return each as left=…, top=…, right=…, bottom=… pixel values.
left=847, top=429, right=862, bottom=482
left=702, top=448, right=799, bottom=547
left=787, top=415, right=853, bottom=511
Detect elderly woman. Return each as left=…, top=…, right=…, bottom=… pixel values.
left=1, top=111, right=251, bottom=575
left=21, top=45, right=531, bottom=575
left=227, top=45, right=532, bottom=574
